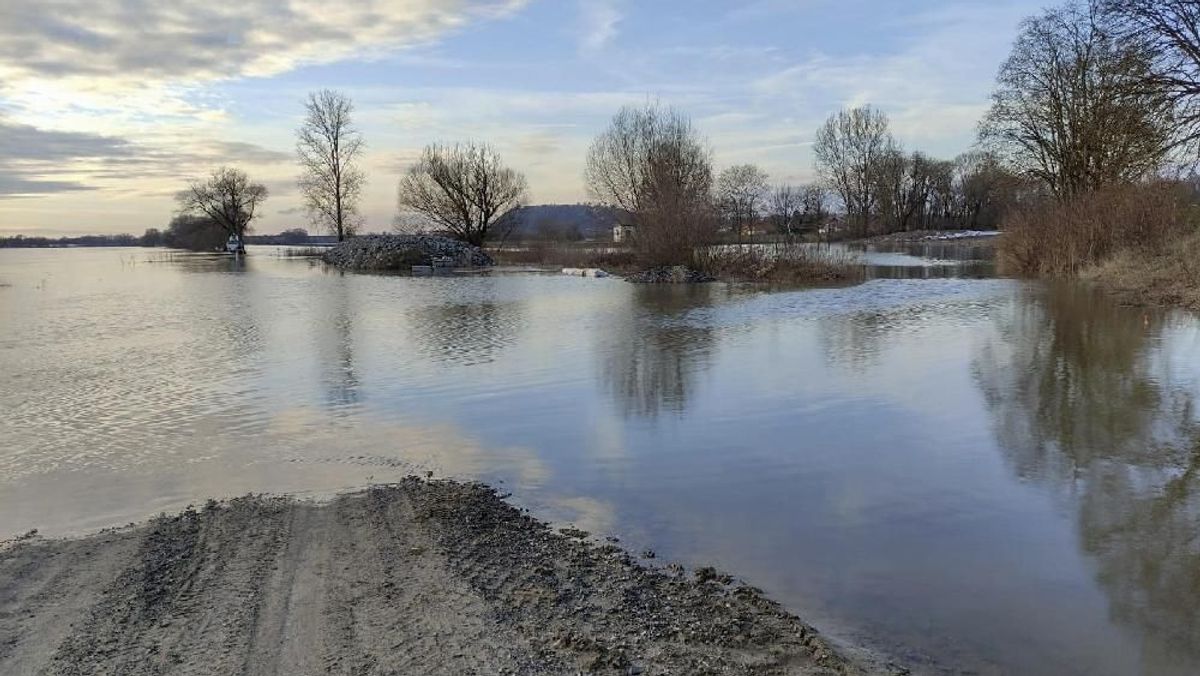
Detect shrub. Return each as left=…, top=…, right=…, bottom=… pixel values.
left=998, top=182, right=1196, bottom=276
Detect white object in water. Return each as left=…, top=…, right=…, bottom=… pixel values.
left=562, top=268, right=609, bottom=278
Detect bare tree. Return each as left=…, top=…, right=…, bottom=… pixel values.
left=813, top=106, right=895, bottom=237
left=953, top=151, right=1023, bottom=229
left=396, top=142, right=527, bottom=246
left=981, top=3, right=1176, bottom=197
left=716, top=164, right=769, bottom=240
left=297, top=90, right=365, bottom=242
left=1100, top=0, right=1200, bottom=154
left=799, top=184, right=829, bottom=227
left=767, top=184, right=802, bottom=235
left=586, top=103, right=714, bottom=265
left=175, top=167, right=268, bottom=252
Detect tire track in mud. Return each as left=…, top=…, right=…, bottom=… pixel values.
left=0, top=479, right=876, bottom=676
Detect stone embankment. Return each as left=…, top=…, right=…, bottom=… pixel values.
left=321, top=235, right=494, bottom=271
left=625, top=266, right=716, bottom=284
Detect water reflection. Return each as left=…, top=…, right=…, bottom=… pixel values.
left=10, top=247, right=1200, bottom=675
left=403, top=291, right=526, bottom=366
left=974, top=283, right=1200, bottom=672
left=597, top=285, right=718, bottom=419
left=315, top=274, right=362, bottom=414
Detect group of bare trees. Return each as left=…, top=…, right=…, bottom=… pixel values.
left=809, top=105, right=1022, bottom=238
left=980, top=0, right=1200, bottom=273
left=585, top=103, right=715, bottom=265
left=168, top=90, right=367, bottom=251
left=165, top=0, right=1199, bottom=258
left=168, top=88, right=532, bottom=251
left=981, top=0, right=1200, bottom=201
left=980, top=3, right=1177, bottom=197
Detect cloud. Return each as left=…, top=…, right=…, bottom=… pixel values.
left=0, top=119, right=135, bottom=163
left=0, top=117, right=291, bottom=198
left=0, top=1, right=528, bottom=88
left=0, top=175, right=97, bottom=198
left=0, top=120, right=133, bottom=196
left=578, top=0, right=622, bottom=53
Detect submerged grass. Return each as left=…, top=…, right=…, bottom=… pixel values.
left=695, top=242, right=864, bottom=285
left=1083, top=230, right=1200, bottom=311
left=487, top=242, right=639, bottom=271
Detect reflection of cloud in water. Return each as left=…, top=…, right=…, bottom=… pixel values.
left=973, top=283, right=1200, bottom=672
left=0, top=406, right=548, bottom=538
left=265, top=406, right=549, bottom=486
left=538, top=495, right=617, bottom=536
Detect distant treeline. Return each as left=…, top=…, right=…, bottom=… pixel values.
left=0, top=227, right=329, bottom=250
left=0, top=233, right=142, bottom=248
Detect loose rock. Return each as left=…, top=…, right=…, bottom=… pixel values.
left=321, top=234, right=494, bottom=271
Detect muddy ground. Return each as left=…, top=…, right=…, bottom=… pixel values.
left=0, top=478, right=884, bottom=675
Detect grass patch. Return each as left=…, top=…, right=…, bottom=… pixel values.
left=695, top=242, right=864, bottom=285
left=1083, top=230, right=1200, bottom=311
left=488, top=242, right=638, bottom=271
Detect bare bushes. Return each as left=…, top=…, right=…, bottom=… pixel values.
left=488, top=243, right=637, bottom=270
left=998, top=182, right=1195, bottom=275
left=695, top=243, right=863, bottom=284
left=586, top=104, right=715, bottom=267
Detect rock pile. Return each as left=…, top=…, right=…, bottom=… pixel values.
left=321, top=235, right=494, bottom=271
left=625, top=266, right=715, bottom=284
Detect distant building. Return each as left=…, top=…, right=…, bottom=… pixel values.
left=613, top=224, right=637, bottom=243
left=817, top=217, right=848, bottom=237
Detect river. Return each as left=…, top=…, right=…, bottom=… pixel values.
left=1, top=244, right=1198, bottom=675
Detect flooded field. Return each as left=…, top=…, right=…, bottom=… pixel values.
left=2, top=245, right=1199, bottom=675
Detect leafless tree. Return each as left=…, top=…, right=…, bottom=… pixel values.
left=1100, top=0, right=1200, bottom=154
left=813, top=106, right=896, bottom=237
left=586, top=103, right=714, bottom=265
left=297, top=90, right=365, bottom=242
left=953, top=151, right=1024, bottom=229
left=980, top=2, right=1176, bottom=197
left=767, top=184, right=801, bottom=235
left=716, top=164, right=769, bottom=239
left=396, top=141, right=528, bottom=246
left=799, top=184, right=829, bottom=228
left=175, top=167, right=268, bottom=252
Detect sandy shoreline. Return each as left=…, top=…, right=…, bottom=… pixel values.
left=0, top=478, right=882, bottom=675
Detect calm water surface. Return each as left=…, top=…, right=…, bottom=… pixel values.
left=2, top=246, right=1200, bottom=675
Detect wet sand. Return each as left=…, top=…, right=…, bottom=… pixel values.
left=0, top=478, right=877, bottom=675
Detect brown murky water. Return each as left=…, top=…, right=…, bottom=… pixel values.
left=2, top=245, right=1198, bottom=675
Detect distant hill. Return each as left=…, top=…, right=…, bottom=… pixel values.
left=500, top=204, right=629, bottom=241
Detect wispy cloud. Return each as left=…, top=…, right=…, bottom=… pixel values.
left=0, top=117, right=291, bottom=198
left=0, top=0, right=529, bottom=82
left=578, top=0, right=622, bottom=53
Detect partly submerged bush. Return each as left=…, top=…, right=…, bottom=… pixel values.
left=998, top=182, right=1196, bottom=276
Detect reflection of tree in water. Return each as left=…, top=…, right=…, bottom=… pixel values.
left=973, top=282, right=1200, bottom=667
left=315, top=274, right=361, bottom=413
left=404, top=296, right=526, bottom=367
left=818, top=310, right=897, bottom=371
left=599, top=285, right=719, bottom=419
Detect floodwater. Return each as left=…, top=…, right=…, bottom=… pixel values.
left=2, top=245, right=1199, bottom=675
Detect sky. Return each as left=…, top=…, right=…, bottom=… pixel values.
left=0, top=0, right=1049, bottom=236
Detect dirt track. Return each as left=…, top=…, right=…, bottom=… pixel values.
left=0, top=479, right=871, bottom=675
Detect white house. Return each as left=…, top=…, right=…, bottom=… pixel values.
left=613, top=224, right=636, bottom=243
